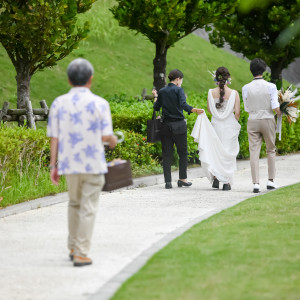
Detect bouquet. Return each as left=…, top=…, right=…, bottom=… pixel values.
left=276, top=85, right=300, bottom=140
left=278, top=85, right=300, bottom=123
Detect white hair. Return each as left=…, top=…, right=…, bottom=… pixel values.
left=67, top=58, right=94, bottom=86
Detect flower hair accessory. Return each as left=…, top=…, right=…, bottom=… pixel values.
left=208, top=70, right=231, bottom=85
left=208, top=70, right=217, bottom=81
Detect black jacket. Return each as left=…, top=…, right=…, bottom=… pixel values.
left=153, top=83, right=193, bottom=122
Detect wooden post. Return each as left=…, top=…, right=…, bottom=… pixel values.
left=25, top=98, right=36, bottom=129
left=34, top=115, right=47, bottom=121
left=0, top=102, right=9, bottom=121
left=19, top=115, right=27, bottom=124
left=141, top=88, right=147, bottom=101
left=2, top=115, right=18, bottom=122
left=141, top=88, right=155, bottom=101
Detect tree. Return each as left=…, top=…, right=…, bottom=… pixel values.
left=111, top=0, right=237, bottom=91
left=207, top=1, right=300, bottom=88
left=0, top=0, right=95, bottom=109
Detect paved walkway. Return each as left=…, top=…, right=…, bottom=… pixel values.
left=0, top=154, right=299, bottom=300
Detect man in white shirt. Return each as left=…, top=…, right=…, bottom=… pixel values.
left=47, top=58, right=117, bottom=266
left=242, top=58, right=281, bottom=193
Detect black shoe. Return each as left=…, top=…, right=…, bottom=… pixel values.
left=212, top=178, right=219, bottom=189
left=177, top=180, right=192, bottom=187
left=222, top=183, right=231, bottom=191
left=165, top=182, right=172, bottom=189
left=69, top=249, right=74, bottom=261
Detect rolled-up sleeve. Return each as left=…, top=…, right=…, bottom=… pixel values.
left=179, top=88, right=193, bottom=114
left=242, top=85, right=249, bottom=112
left=268, top=83, right=280, bottom=109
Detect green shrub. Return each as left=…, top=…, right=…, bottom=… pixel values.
left=0, top=123, right=50, bottom=192
left=108, top=92, right=300, bottom=161
left=105, top=129, right=161, bottom=169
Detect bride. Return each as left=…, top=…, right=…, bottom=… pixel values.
left=191, top=67, right=241, bottom=190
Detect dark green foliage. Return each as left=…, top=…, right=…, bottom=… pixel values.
left=208, top=0, right=300, bottom=88
left=111, top=0, right=238, bottom=90
left=0, top=0, right=95, bottom=107
left=105, top=130, right=162, bottom=172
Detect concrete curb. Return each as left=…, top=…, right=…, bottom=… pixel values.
left=89, top=183, right=293, bottom=300
left=89, top=190, right=266, bottom=300
left=0, top=166, right=205, bottom=219
left=88, top=208, right=227, bottom=300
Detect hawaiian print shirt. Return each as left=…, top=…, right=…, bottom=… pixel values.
left=47, top=87, right=113, bottom=175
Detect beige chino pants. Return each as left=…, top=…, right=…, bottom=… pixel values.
left=247, top=118, right=276, bottom=184
left=66, top=174, right=105, bottom=257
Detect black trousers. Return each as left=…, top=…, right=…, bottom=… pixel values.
left=160, top=120, right=188, bottom=183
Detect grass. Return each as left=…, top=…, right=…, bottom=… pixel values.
left=111, top=183, right=300, bottom=300
left=0, top=168, right=67, bottom=208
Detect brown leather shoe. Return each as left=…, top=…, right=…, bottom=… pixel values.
left=69, top=249, right=74, bottom=261
left=73, top=255, right=92, bottom=267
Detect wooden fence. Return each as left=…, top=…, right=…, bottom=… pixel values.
left=0, top=98, right=49, bottom=129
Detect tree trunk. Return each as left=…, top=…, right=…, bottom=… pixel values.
left=270, top=61, right=283, bottom=90
left=153, top=42, right=168, bottom=92
left=16, top=64, right=31, bottom=109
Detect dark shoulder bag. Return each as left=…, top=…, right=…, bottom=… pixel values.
left=147, top=110, right=162, bottom=143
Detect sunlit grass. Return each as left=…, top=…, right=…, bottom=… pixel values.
left=111, top=183, right=300, bottom=300
left=0, top=168, right=67, bottom=208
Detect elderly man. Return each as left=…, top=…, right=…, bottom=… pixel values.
left=242, top=58, right=281, bottom=193
left=47, top=58, right=117, bottom=267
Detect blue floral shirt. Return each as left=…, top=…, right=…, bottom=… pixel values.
left=47, top=87, right=113, bottom=175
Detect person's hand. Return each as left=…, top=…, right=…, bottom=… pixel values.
left=192, top=108, right=204, bottom=115
left=274, top=107, right=281, bottom=117
left=152, top=89, right=158, bottom=98
left=109, top=135, right=118, bottom=149
left=50, top=167, right=60, bottom=186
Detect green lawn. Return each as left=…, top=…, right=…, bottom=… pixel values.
left=111, top=183, right=300, bottom=300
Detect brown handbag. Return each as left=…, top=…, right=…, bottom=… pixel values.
left=102, top=159, right=133, bottom=191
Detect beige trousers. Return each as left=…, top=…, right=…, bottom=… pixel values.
left=247, top=118, right=276, bottom=184
left=66, top=174, right=105, bottom=257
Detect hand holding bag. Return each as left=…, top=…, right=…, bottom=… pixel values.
left=103, top=132, right=133, bottom=192
left=147, top=110, right=162, bottom=143
left=103, top=159, right=133, bottom=191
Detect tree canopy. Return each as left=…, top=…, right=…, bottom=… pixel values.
left=0, top=0, right=95, bottom=109
left=111, top=0, right=237, bottom=91
left=208, top=0, right=300, bottom=88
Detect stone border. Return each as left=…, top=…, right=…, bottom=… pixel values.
left=88, top=195, right=261, bottom=300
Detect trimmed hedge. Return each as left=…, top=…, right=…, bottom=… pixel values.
left=1, top=91, right=299, bottom=199
left=108, top=92, right=300, bottom=161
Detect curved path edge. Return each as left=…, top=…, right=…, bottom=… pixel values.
left=89, top=185, right=285, bottom=300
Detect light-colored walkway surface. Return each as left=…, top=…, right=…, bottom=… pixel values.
left=0, top=154, right=299, bottom=300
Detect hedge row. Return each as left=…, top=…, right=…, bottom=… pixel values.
left=108, top=92, right=300, bottom=160
left=1, top=92, right=299, bottom=192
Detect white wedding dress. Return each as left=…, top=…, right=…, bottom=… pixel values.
left=191, top=89, right=241, bottom=184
